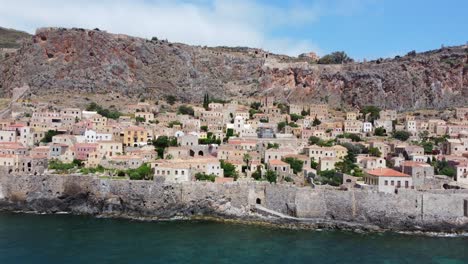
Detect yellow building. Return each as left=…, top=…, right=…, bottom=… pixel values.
left=123, top=126, right=148, bottom=147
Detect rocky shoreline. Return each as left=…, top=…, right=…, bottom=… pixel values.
left=1, top=174, right=468, bottom=234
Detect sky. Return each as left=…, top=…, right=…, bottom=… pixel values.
left=0, top=0, right=467, bottom=60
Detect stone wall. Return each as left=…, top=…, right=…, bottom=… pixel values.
left=1, top=173, right=468, bottom=232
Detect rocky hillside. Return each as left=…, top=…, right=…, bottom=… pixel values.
left=0, top=27, right=30, bottom=49
left=0, top=27, right=467, bottom=110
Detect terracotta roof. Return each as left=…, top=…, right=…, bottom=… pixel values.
left=366, top=168, right=410, bottom=177
left=268, top=159, right=289, bottom=166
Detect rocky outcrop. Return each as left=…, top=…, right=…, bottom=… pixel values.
left=1, top=174, right=468, bottom=233
left=0, top=27, right=467, bottom=110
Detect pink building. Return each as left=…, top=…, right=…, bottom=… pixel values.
left=75, top=143, right=98, bottom=161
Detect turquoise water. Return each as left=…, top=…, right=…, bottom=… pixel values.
left=0, top=212, right=467, bottom=263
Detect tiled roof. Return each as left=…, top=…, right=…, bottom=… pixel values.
left=366, top=168, right=410, bottom=177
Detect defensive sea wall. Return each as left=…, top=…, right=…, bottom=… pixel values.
left=1, top=174, right=468, bottom=232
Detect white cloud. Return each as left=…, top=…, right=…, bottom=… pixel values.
left=0, top=0, right=322, bottom=56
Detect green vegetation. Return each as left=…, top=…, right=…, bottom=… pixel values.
left=289, top=113, right=303, bottom=122
left=374, top=127, right=387, bottom=136
left=250, top=102, right=261, bottom=110
left=203, top=93, right=210, bottom=110
left=224, top=128, right=234, bottom=142
left=308, top=136, right=334, bottom=147
left=199, top=132, right=221, bottom=145
left=360, top=106, right=381, bottom=122
left=277, top=121, right=287, bottom=132
left=267, top=143, right=279, bottom=149
left=283, top=157, right=303, bottom=174
left=251, top=168, right=262, bottom=180
left=178, top=105, right=194, bottom=116
left=315, top=170, right=341, bottom=186
left=165, top=95, right=177, bottom=105
left=312, top=116, right=321, bottom=126
left=80, top=165, right=105, bottom=175
left=318, top=51, right=353, bottom=64
left=167, top=120, right=182, bottom=128
left=431, top=159, right=456, bottom=177
left=220, top=160, right=238, bottom=180
left=152, top=136, right=178, bottom=158
left=86, top=102, right=122, bottom=119
left=135, top=116, right=146, bottom=123
left=310, top=158, right=318, bottom=169
left=265, top=170, right=277, bottom=183
left=195, top=172, right=216, bottom=182
left=126, top=163, right=153, bottom=180
left=392, top=130, right=411, bottom=141
left=48, top=160, right=75, bottom=173
left=200, top=125, right=208, bottom=132
left=335, top=143, right=365, bottom=177
left=338, top=133, right=362, bottom=142
left=368, top=147, right=382, bottom=157
left=41, top=130, right=60, bottom=143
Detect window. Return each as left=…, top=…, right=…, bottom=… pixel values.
left=391, top=180, right=394, bottom=186
left=384, top=180, right=388, bottom=186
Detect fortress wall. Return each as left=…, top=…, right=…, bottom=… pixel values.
left=1, top=174, right=468, bottom=231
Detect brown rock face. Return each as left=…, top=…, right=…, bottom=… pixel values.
left=0, top=27, right=467, bottom=110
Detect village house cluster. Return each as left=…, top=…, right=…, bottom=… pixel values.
left=1, top=96, right=468, bottom=194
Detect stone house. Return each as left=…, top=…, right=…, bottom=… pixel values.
left=264, top=147, right=296, bottom=164
left=400, top=161, right=434, bottom=188
left=101, top=155, right=143, bottom=170
left=318, top=157, right=338, bottom=171
left=268, top=159, right=291, bottom=177
left=357, top=155, right=386, bottom=169
left=364, top=168, right=412, bottom=193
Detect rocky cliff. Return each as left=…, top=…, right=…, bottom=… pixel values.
left=1, top=174, right=468, bottom=233
left=0, top=27, right=467, bottom=110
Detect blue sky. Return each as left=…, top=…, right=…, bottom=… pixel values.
left=0, top=0, right=466, bottom=59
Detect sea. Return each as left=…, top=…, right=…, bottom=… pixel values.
left=0, top=212, right=467, bottom=263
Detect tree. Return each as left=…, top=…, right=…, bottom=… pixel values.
left=243, top=153, right=251, bottom=165
left=393, top=130, right=411, bottom=141
left=135, top=116, right=146, bottom=123
left=251, top=168, right=262, bottom=180
left=250, top=102, right=261, bottom=110
left=360, top=106, right=381, bottom=122
left=310, top=159, right=318, bottom=169
left=221, top=160, right=238, bottom=180
left=128, top=163, right=153, bottom=180
left=318, top=51, right=354, bottom=64
left=439, top=167, right=455, bottom=178
left=203, top=93, right=210, bottom=110
left=312, top=115, right=321, bottom=126
left=289, top=113, right=303, bottom=122
left=368, top=147, right=382, bottom=157
left=374, top=127, right=387, bottom=136
left=309, top=136, right=321, bottom=145
left=200, top=125, right=208, bottom=132
left=165, top=95, right=176, bottom=105
left=265, top=170, right=277, bottom=183
left=195, top=172, right=216, bottom=182
left=283, top=157, right=304, bottom=174
left=317, top=170, right=341, bottom=186
left=86, top=102, right=122, bottom=119
left=277, top=121, right=287, bottom=132
left=178, top=105, right=194, bottom=116
left=168, top=121, right=182, bottom=128
left=421, top=141, right=434, bottom=154
left=41, top=130, right=60, bottom=143
left=267, top=143, right=279, bottom=149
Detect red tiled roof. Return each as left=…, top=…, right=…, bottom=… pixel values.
left=366, top=168, right=410, bottom=177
